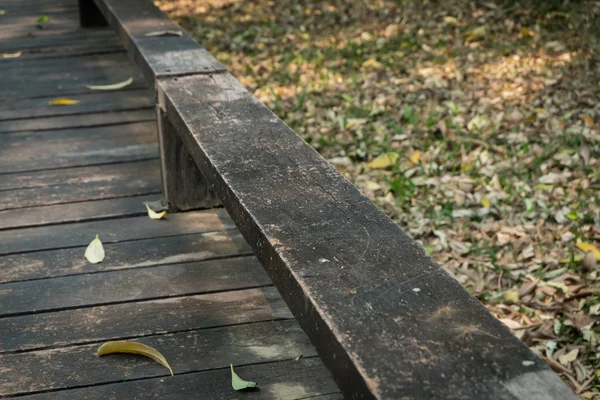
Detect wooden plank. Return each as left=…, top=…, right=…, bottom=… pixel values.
left=157, top=107, right=220, bottom=211
left=0, top=208, right=235, bottom=255
left=0, top=29, right=119, bottom=54
left=0, top=229, right=251, bottom=284
left=0, top=89, right=153, bottom=123
left=0, top=52, right=146, bottom=99
left=158, top=72, right=576, bottom=399
left=0, top=109, right=155, bottom=134
left=0, top=160, right=160, bottom=191
left=0, top=287, right=289, bottom=352
left=16, top=358, right=341, bottom=400
left=0, top=160, right=161, bottom=210
left=0, top=194, right=158, bottom=230
left=0, top=255, right=268, bottom=317
left=91, top=0, right=226, bottom=84
left=0, top=320, right=317, bottom=397
left=0, top=121, right=158, bottom=173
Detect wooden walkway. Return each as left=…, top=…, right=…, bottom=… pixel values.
left=0, top=1, right=340, bottom=398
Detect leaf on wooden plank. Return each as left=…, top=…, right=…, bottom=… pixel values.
left=37, top=15, right=49, bottom=23
left=146, top=204, right=167, bottom=220
left=48, top=98, right=80, bottom=106
left=231, top=364, right=257, bottom=390
left=409, top=150, right=421, bottom=164
left=97, top=341, right=173, bottom=376
left=85, top=77, right=133, bottom=91
left=2, top=51, right=21, bottom=59
left=84, top=234, right=105, bottom=264
left=576, top=242, right=600, bottom=260
left=144, top=30, right=182, bottom=37
left=367, top=152, right=399, bottom=169
left=0, top=9, right=5, bottom=15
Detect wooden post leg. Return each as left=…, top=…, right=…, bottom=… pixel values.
left=78, top=0, right=108, bottom=27
left=156, top=106, right=221, bottom=212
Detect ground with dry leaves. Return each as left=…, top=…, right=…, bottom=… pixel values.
left=156, top=0, right=600, bottom=395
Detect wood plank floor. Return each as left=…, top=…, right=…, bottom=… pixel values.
left=0, top=1, right=341, bottom=398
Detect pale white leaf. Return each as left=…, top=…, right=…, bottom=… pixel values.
left=85, top=234, right=105, bottom=264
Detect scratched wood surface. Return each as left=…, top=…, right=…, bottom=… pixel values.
left=0, top=1, right=339, bottom=398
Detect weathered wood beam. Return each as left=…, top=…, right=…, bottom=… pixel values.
left=157, top=73, right=577, bottom=399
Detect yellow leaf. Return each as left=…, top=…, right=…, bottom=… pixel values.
left=48, top=98, right=80, bottom=106
left=84, top=234, right=105, bottom=264
left=367, top=152, right=399, bottom=169
left=146, top=204, right=167, bottom=220
left=481, top=198, right=491, bottom=208
left=97, top=341, right=173, bottom=376
left=85, top=77, right=133, bottom=91
left=502, top=290, right=520, bottom=304
left=461, top=162, right=473, bottom=173
left=583, top=114, right=594, bottom=127
left=409, top=151, right=421, bottom=164
left=576, top=242, right=600, bottom=260
left=362, top=57, right=384, bottom=70
left=2, top=51, right=21, bottom=58
left=443, top=16, right=460, bottom=26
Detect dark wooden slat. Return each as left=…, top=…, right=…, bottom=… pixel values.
left=0, top=208, right=235, bottom=255
left=0, top=90, right=153, bottom=122
left=1, top=121, right=158, bottom=173
left=0, top=256, right=268, bottom=317
left=0, top=229, right=251, bottom=284
left=0, top=52, right=146, bottom=99
left=0, top=158, right=159, bottom=194
left=157, top=72, right=576, bottom=399
left=0, top=28, right=118, bottom=53
left=0, top=320, right=317, bottom=397
left=17, top=358, right=341, bottom=400
left=157, top=107, right=219, bottom=211
left=0, top=160, right=161, bottom=210
left=0, top=109, right=154, bottom=134
left=91, top=0, right=226, bottom=84
left=0, top=194, right=158, bottom=230
left=0, top=287, right=289, bottom=352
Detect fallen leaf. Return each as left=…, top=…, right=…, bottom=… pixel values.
left=409, top=150, right=421, bottom=164
left=362, top=57, right=384, bottom=70
left=0, top=10, right=5, bottom=15
left=97, top=341, right=173, bottom=376
left=502, top=290, right=520, bottom=304
left=146, top=204, right=167, bottom=220
left=144, top=30, right=183, bottom=37
left=583, top=251, right=598, bottom=272
left=2, top=51, right=21, bottom=59
left=367, top=152, right=399, bottom=169
left=583, top=114, right=594, bottom=127
left=37, top=15, right=49, bottom=24
left=481, top=198, right=491, bottom=208
left=48, top=98, right=79, bottom=106
left=576, top=242, right=600, bottom=260
left=558, top=348, right=579, bottom=366
left=84, top=234, right=105, bottom=264
left=85, top=77, right=133, bottom=91
left=231, top=364, right=257, bottom=390
left=443, top=16, right=460, bottom=26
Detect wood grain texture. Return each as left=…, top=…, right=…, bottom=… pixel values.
left=0, top=256, right=268, bottom=317
left=0, top=160, right=161, bottom=210
left=0, top=194, right=158, bottom=230
left=158, top=72, right=576, bottom=399
left=0, top=90, right=153, bottom=123
left=0, top=52, right=146, bottom=99
left=157, top=107, right=220, bottom=211
left=0, top=121, right=158, bottom=173
left=91, top=0, right=226, bottom=83
left=0, top=208, right=235, bottom=255
left=0, top=287, right=290, bottom=353
left=16, top=358, right=341, bottom=400
left=0, top=229, right=251, bottom=283
left=0, top=320, right=317, bottom=397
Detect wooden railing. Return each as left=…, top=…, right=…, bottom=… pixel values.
left=79, top=0, right=577, bottom=398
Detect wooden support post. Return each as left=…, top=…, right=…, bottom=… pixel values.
left=78, top=0, right=108, bottom=27
left=155, top=105, right=220, bottom=212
